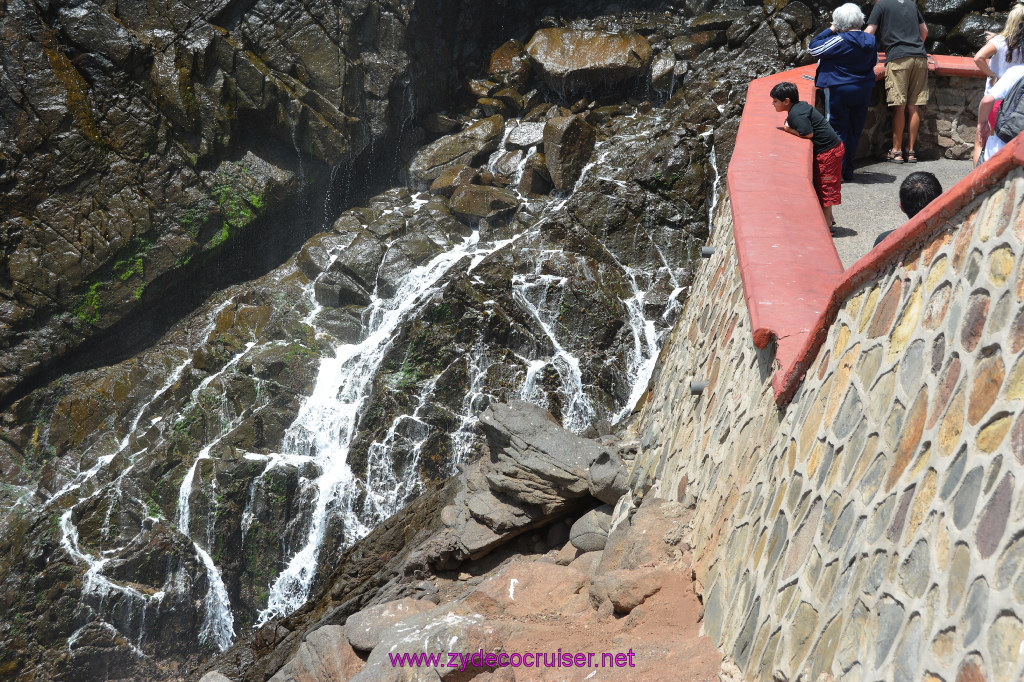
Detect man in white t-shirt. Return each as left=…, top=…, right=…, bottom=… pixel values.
left=979, top=64, right=1024, bottom=162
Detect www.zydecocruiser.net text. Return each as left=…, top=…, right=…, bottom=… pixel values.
left=389, top=649, right=637, bottom=671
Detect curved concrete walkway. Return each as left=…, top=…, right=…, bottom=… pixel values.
left=831, top=156, right=975, bottom=268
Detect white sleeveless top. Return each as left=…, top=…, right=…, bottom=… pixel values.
left=987, top=36, right=1024, bottom=93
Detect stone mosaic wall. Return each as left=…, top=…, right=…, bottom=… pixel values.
left=855, top=75, right=982, bottom=161
left=629, top=167, right=1024, bottom=681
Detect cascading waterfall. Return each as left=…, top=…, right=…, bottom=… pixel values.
left=361, top=375, right=440, bottom=519
left=252, top=103, right=698, bottom=625
left=173, top=339, right=258, bottom=651
left=259, top=230, right=502, bottom=623
left=512, top=270, right=596, bottom=433
left=707, top=142, right=722, bottom=231
left=449, top=341, right=496, bottom=467
left=53, top=295, right=286, bottom=653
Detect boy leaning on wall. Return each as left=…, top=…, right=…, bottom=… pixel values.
left=770, top=81, right=846, bottom=235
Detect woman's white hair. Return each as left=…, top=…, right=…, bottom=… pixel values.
left=833, top=3, right=866, bottom=32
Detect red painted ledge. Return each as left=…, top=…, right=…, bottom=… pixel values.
left=727, top=64, right=844, bottom=396
left=728, top=55, right=993, bottom=406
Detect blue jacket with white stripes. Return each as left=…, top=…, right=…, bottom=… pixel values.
left=809, top=28, right=878, bottom=88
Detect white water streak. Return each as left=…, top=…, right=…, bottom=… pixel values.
left=259, top=231, right=493, bottom=624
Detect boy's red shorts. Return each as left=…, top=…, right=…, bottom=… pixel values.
left=813, top=142, right=844, bottom=207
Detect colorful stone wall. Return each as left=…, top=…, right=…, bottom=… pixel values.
left=629, top=167, right=1024, bottom=681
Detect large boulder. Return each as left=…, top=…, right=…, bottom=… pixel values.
left=408, top=116, right=506, bottom=188
left=314, top=265, right=372, bottom=308
left=268, top=625, right=365, bottom=682
left=429, top=164, right=479, bottom=198
left=587, top=449, right=630, bottom=503
left=344, top=598, right=437, bottom=653
left=353, top=604, right=505, bottom=681
left=569, top=504, right=614, bottom=552
left=589, top=567, right=671, bottom=614
left=448, top=185, right=519, bottom=224
left=543, top=115, right=596, bottom=191
left=488, top=39, right=532, bottom=89
left=525, top=29, right=653, bottom=96
left=506, top=121, right=546, bottom=149
left=517, top=153, right=553, bottom=196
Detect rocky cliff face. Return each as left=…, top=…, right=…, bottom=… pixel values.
left=0, top=0, right=1009, bottom=679
left=0, top=0, right=548, bottom=409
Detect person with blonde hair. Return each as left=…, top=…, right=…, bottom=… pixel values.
left=972, top=3, right=1024, bottom=164
left=809, top=3, right=878, bottom=181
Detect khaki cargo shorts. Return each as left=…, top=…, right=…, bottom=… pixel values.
left=885, top=56, right=930, bottom=106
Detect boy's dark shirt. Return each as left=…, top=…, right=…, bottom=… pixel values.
left=867, top=0, right=927, bottom=62
left=786, top=102, right=842, bottom=154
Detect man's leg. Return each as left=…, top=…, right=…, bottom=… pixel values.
left=892, top=104, right=906, bottom=153
left=907, top=104, right=921, bottom=152
left=906, top=57, right=930, bottom=154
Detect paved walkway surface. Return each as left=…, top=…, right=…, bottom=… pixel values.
left=831, top=156, right=975, bottom=268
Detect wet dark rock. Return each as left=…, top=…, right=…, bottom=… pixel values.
left=315, top=266, right=372, bottom=308
left=517, top=153, right=554, bottom=196
left=506, top=121, right=546, bottom=149
left=488, top=149, right=526, bottom=179
left=477, top=97, right=508, bottom=117
left=544, top=115, right=597, bottom=191
left=328, top=228, right=389, bottom=292
left=944, top=12, right=1006, bottom=54
left=727, top=11, right=764, bottom=49
left=651, top=52, right=678, bottom=91
left=690, top=9, right=750, bottom=32
left=408, top=116, right=506, bottom=188
left=489, top=39, right=534, bottom=90
left=467, top=78, right=499, bottom=98
left=492, top=87, right=525, bottom=113
left=298, top=232, right=346, bottom=281
left=429, top=164, right=479, bottom=198
left=56, top=3, right=148, bottom=71
left=776, top=1, right=815, bottom=35
left=921, top=0, right=988, bottom=21
left=375, top=233, right=445, bottom=297
left=423, top=113, right=462, bottom=137
left=525, top=29, right=653, bottom=97
left=448, top=185, right=520, bottom=224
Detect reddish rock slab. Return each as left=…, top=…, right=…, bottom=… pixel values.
left=960, top=291, right=991, bottom=353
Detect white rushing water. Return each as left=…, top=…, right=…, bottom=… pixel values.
left=258, top=231, right=493, bottom=623
left=512, top=270, right=596, bottom=433
left=234, top=105, right=693, bottom=628
left=52, top=298, right=263, bottom=653
left=173, top=340, right=258, bottom=651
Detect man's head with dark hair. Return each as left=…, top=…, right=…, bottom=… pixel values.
left=769, top=81, right=800, bottom=107
left=899, top=171, right=943, bottom=218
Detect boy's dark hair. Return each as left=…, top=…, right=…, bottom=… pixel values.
left=769, top=81, right=800, bottom=104
left=899, top=171, right=943, bottom=218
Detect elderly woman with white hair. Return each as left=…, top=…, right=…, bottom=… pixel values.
left=809, top=3, right=878, bottom=181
